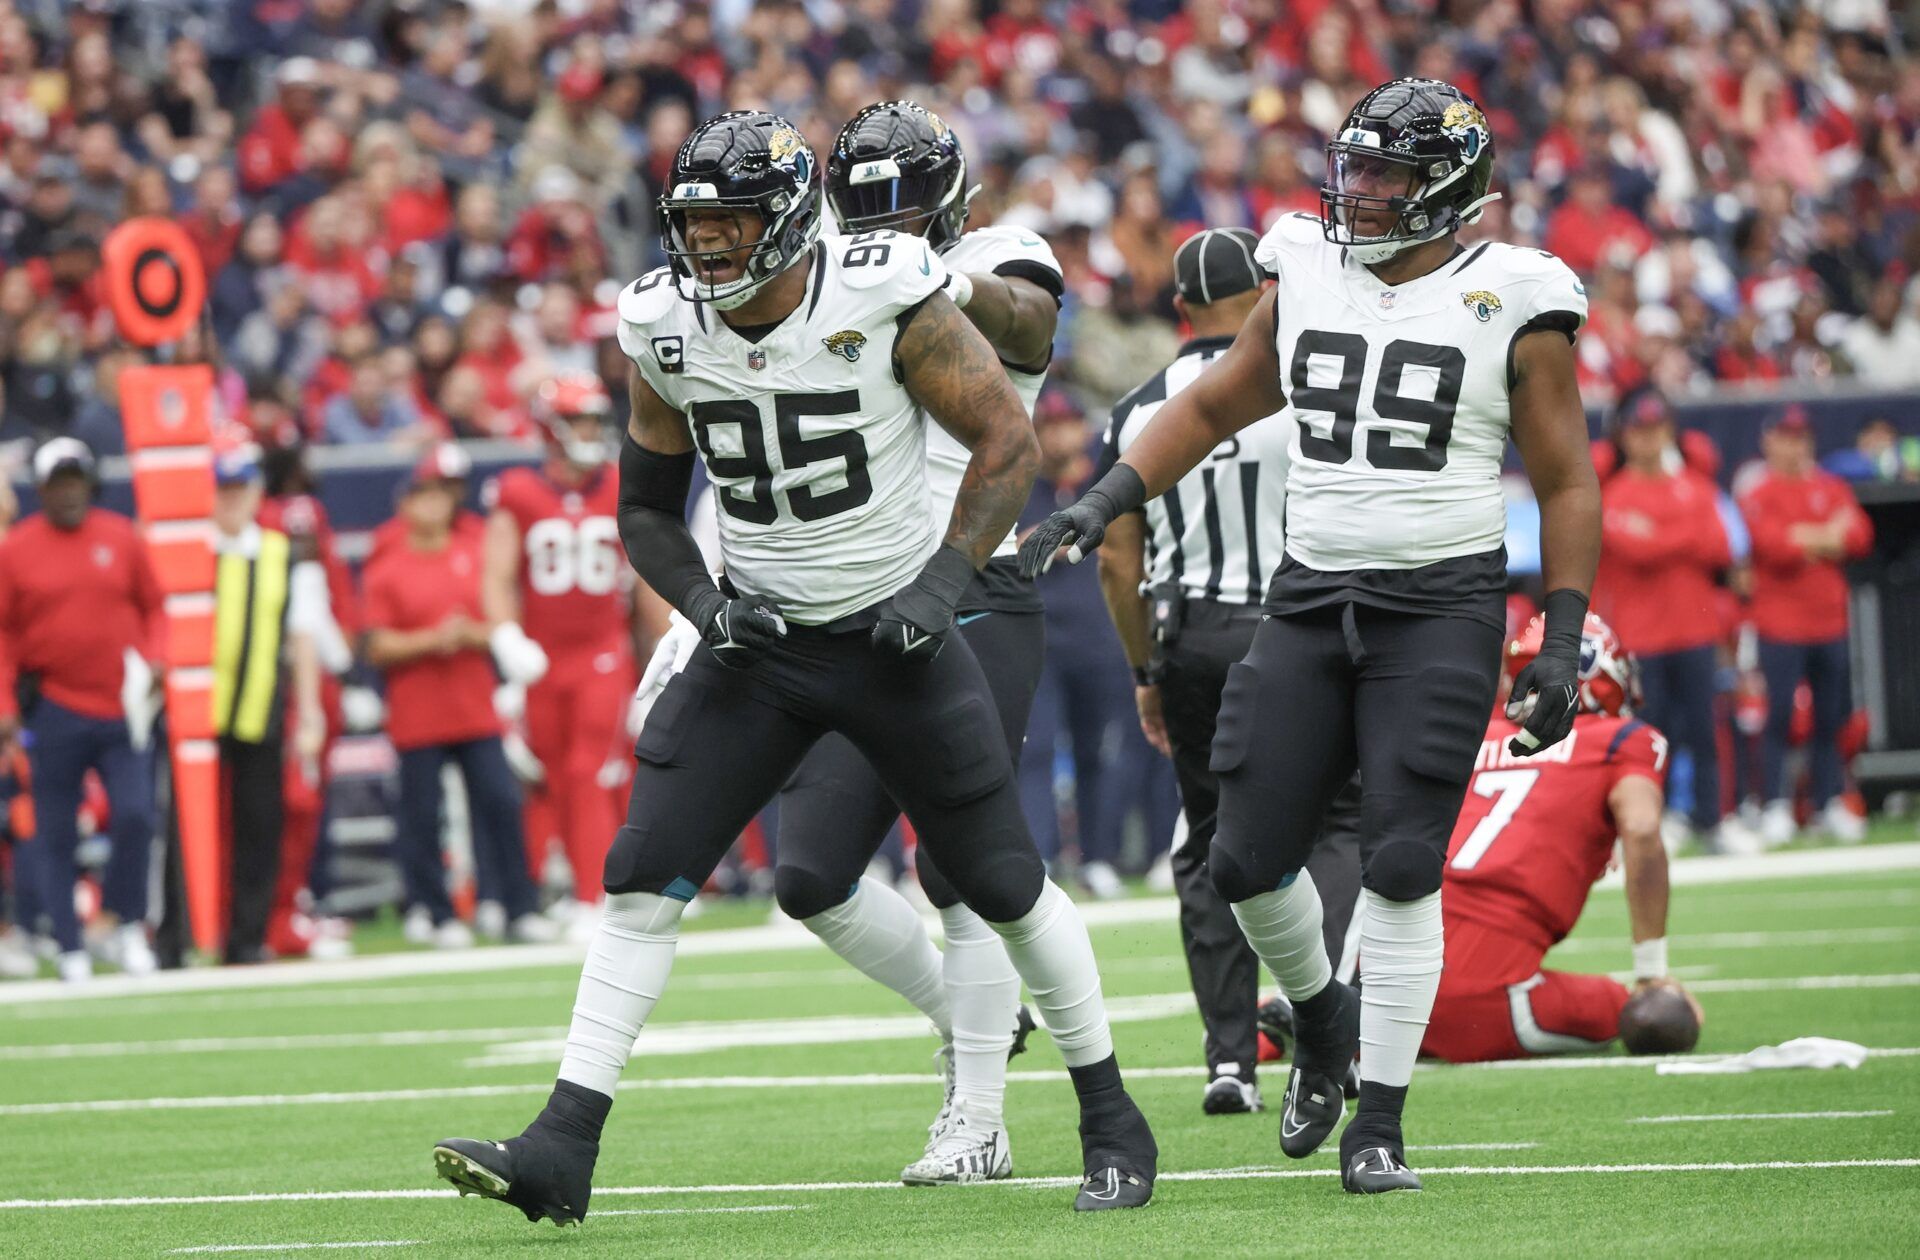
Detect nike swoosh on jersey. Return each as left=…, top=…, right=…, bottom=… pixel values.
left=919, top=255, right=931, bottom=275
left=956, top=611, right=991, bottom=625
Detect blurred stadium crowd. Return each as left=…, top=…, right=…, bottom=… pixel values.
left=0, top=0, right=1917, bottom=463
left=0, top=0, right=1915, bottom=978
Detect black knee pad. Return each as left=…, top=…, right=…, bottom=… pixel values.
left=1403, top=665, right=1497, bottom=785
left=773, top=864, right=856, bottom=921
left=1208, top=836, right=1269, bottom=904
left=602, top=825, right=673, bottom=896
left=929, top=821, right=1043, bottom=923
left=1363, top=838, right=1443, bottom=901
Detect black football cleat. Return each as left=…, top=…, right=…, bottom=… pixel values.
left=1010, top=1004, right=1037, bottom=1058
left=433, top=1129, right=598, bottom=1227
left=1201, top=1071, right=1262, bottom=1115
left=1074, top=1092, right=1157, bottom=1212
left=1340, top=1144, right=1423, bottom=1194
left=1278, top=980, right=1361, bottom=1159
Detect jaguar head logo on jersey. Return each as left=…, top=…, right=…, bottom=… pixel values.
left=1462, top=290, right=1502, bottom=322
left=1322, top=78, right=1501, bottom=265
left=823, top=330, right=867, bottom=362
left=827, top=101, right=974, bottom=249
left=657, top=111, right=824, bottom=311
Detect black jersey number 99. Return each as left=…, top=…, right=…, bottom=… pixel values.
left=690, top=390, right=872, bottom=525
left=1289, top=332, right=1466, bottom=472
left=842, top=232, right=892, bottom=269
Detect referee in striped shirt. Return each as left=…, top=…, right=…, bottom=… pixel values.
left=1096, top=228, right=1361, bottom=1115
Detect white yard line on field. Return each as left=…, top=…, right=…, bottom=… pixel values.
left=595, top=1205, right=811, bottom=1217
left=1629, top=1110, right=1894, bottom=1124
left=1684, top=972, right=1920, bottom=993
left=169, top=1245, right=421, bottom=1255
left=1552, top=925, right=1919, bottom=953
left=5, top=842, right=1911, bottom=1007
left=7, top=1048, right=1918, bottom=1117
left=8, top=1159, right=1919, bottom=1211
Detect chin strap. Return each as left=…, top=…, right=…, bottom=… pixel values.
left=1458, top=191, right=1503, bottom=224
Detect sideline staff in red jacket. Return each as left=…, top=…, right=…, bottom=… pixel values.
left=1738, top=408, right=1873, bottom=844
left=0, top=438, right=165, bottom=982
left=1592, top=389, right=1734, bottom=848
left=362, top=451, right=547, bottom=949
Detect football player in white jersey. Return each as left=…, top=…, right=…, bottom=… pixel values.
left=434, top=111, right=1156, bottom=1223
left=719, top=101, right=1064, bottom=1187
left=1021, top=78, right=1602, bottom=1194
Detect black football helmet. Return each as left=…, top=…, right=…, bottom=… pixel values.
left=1322, top=78, right=1499, bottom=264
left=657, top=110, right=823, bottom=309
left=826, top=101, right=972, bottom=249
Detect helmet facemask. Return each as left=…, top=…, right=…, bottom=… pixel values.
left=828, top=154, right=971, bottom=247
left=660, top=189, right=819, bottom=311
left=1321, top=124, right=1501, bottom=265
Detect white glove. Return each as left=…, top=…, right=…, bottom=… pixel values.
left=340, top=685, right=385, bottom=733
left=629, top=611, right=701, bottom=738
left=489, top=622, right=549, bottom=686
left=493, top=682, right=527, bottom=724
left=120, top=649, right=159, bottom=752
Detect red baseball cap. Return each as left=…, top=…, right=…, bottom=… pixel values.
left=409, top=442, right=472, bottom=487
left=1768, top=404, right=1812, bottom=435
left=557, top=63, right=603, bottom=103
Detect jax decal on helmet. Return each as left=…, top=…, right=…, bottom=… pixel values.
left=656, top=110, right=824, bottom=310
left=1321, top=77, right=1501, bottom=264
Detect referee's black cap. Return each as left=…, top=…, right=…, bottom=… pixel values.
left=1173, top=227, right=1269, bottom=305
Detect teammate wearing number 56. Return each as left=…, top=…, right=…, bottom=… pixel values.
left=483, top=374, right=652, bottom=932
left=434, top=110, right=1156, bottom=1225
left=1019, top=77, right=1602, bottom=1193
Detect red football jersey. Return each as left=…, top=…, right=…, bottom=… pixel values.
left=1443, top=712, right=1667, bottom=952
left=488, top=464, right=630, bottom=655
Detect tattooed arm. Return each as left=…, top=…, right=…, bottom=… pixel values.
left=953, top=272, right=1058, bottom=373
left=899, top=290, right=1041, bottom=569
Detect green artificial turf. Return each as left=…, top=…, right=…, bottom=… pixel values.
left=1, top=846, right=1916, bottom=1259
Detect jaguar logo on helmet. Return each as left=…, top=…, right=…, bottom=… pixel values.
left=1462, top=290, right=1502, bottom=322
left=1441, top=100, right=1489, bottom=162
left=823, top=330, right=866, bottom=362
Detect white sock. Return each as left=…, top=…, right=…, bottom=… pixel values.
left=805, top=877, right=952, bottom=1036
left=1356, top=889, right=1443, bottom=1088
left=556, top=891, right=686, bottom=1097
left=987, top=880, right=1113, bottom=1068
left=940, top=902, right=1018, bottom=1127
left=1230, top=870, right=1332, bottom=1001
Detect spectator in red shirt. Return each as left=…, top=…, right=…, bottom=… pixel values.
left=0, top=440, right=165, bottom=981
left=1738, top=409, right=1874, bottom=845
left=1543, top=167, right=1655, bottom=278
left=238, top=57, right=325, bottom=195
left=361, top=453, right=549, bottom=949
left=1593, top=389, right=1740, bottom=849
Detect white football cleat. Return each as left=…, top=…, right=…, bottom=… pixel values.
left=901, top=1100, right=1011, bottom=1185
left=1079, top=860, right=1125, bottom=901
left=0, top=928, right=38, bottom=979
left=474, top=901, right=508, bottom=942
left=1820, top=800, right=1867, bottom=844
left=112, top=923, right=158, bottom=977
left=57, top=950, right=92, bottom=984
left=1711, top=817, right=1766, bottom=857
left=1758, top=800, right=1797, bottom=849
left=433, top=919, right=476, bottom=950
left=403, top=906, right=435, bottom=947
left=507, top=913, right=560, bottom=944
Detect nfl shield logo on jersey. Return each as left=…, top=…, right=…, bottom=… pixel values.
left=823, top=330, right=866, bottom=362
left=747, top=348, right=767, bottom=371
left=1378, top=290, right=1397, bottom=310
left=1462, top=290, right=1503, bottom=322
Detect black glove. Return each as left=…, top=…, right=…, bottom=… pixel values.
left=1506, top=588, right=1587, bottom=756
left=686, top=589, right=787, bottom=670
left=1016, top=463, right=1147, bottom=579
left=872, top=545, right=976, bottom=663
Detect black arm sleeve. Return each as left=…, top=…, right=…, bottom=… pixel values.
left=617, top=434, right=723, bottom=627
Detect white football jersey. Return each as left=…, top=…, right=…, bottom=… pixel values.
left=1254, top=212, right=1588, bottom=571
left=616, top=231, right=948, bottom=624
left=1106, top=336, right=1290, bottom=605
left=926, top=225, right=1063, bottom=558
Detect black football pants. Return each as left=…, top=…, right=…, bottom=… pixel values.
left=1208, top=602, right=1502, bottom=907
left=608, top=621, right=1046, bottom=925
left=1159, top=599, right=1363, bottom=1075
left=772, top=608, right=1045, bottom=918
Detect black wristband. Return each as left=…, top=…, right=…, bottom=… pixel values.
left=1132, top=664, right=1159, bottom=687
left=1540, top=587, right=1589, bottom=658
left=1084, top=462, right=1147, bottom=522
left=917, top=543, right=979, bottom=604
